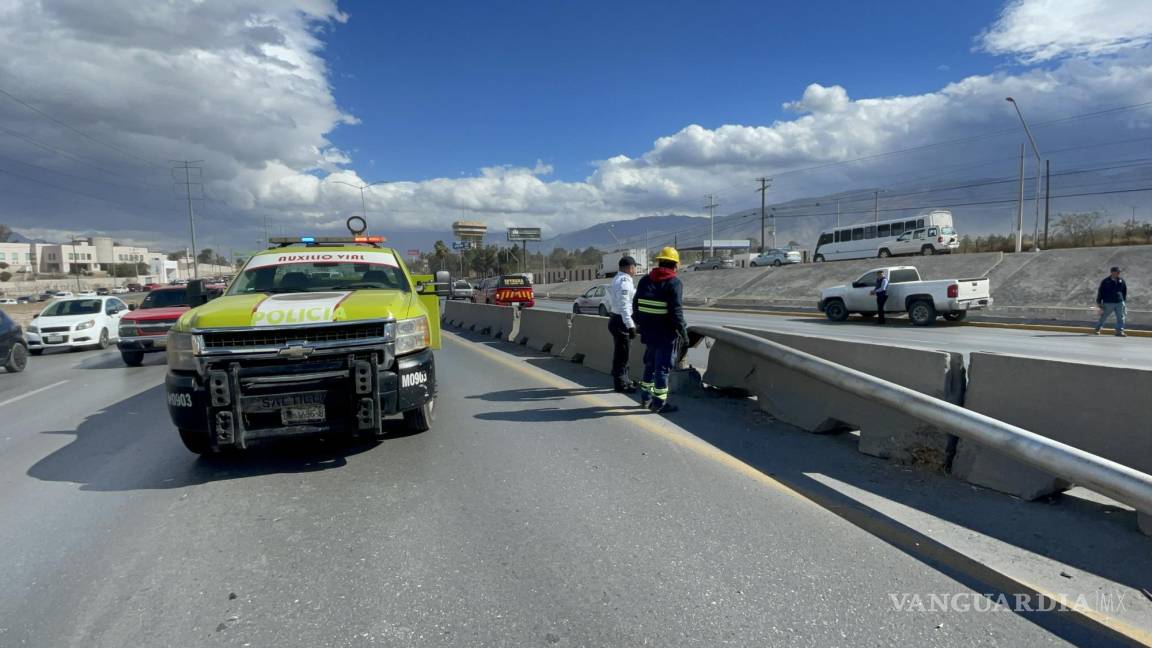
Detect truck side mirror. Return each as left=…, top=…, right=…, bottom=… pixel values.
left=128, top=303, right=138, bottom=311
left=434, top=270, right=452, bottom=297
left=186, top=280, right=209, bottom=307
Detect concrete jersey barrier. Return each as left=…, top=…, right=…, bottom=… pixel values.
left=702, top=327, right=964, bottom=468
left=516, top=308, right=572, bottom=353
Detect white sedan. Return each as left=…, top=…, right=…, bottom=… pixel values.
left=572, top=283, right=612, bottom=315
left=25, top=296, right=131, bottom=354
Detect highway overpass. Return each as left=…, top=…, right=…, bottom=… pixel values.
left=0, top=314, right=1150, bottom=646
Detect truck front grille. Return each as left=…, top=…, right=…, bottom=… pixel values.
left=201, top=321, right=389, bottom=350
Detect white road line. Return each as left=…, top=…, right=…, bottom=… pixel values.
left=0, top=380, right=70, bottom=408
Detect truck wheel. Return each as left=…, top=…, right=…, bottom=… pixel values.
left=121, top=350, right=145, bottom=366
left=178, top=427, right=213, bottom=455
left=878, top=249, right=891, bottom=258
left=943, top=311, right=967, bottom=322
left=824, top=299, right=849, bottom=322
left=909, top=300, right=938, bottom=326
left=5, top=342, right=28, bottom=373
left=597, top=304, right=608, bottom=317
left=813, top=255, right=825, bottom=263
left=921, top=246, right=935, bottom=256
left=404, top=398, right=435, bottom=433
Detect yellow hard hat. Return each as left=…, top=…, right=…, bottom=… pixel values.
left=653, top=246, right=680, bottom=264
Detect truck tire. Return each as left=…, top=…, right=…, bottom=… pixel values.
left=921, top=246, right=935, bottom=256
left=813, top=255, right=825, bottom=263
left=179, top=427, right=213, bottom=455
left=909, top=300, right=938, bottom=326
left=121, top=350, right=145, bottom=366
left=878, top=248, right=891, bottom=258
left=404, top=397, right=435, bottom=433
left=943, top=311, right=967, bottom=322
left=5, top=342, right=28, bottom=373
left=824, top=299, right=849, bottom=322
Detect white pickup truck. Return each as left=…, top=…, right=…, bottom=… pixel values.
left=817, top=266, right=992, bottom=326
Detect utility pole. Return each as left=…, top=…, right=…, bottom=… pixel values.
left=755, top=178, right=772, bottom=253
left=1015, top=143, right=1025, bottom=253
left=704, top=194, right=720, bottom=257
left=172, top=160, right=203, bottom=278
left=1043, top=160, right=1051, bottom=248
left=836, top=199, right=841, bottom=227
left=873, top=191, right=880, bottom=223
left=1006, top=97, right=1043, bottom=252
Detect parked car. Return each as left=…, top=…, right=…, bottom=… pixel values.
left=750, top=249, right=802, bottom=267
left=76, top=290, right=98, bottom=297
left=142, top=283, right=163, bottom=291
left=696, top=256, right=735, bottom=270
left=450, top=280, right=474, bottom=301
left=38, top=291, right=58, bottom=301
left=117, top=286, right=190, bottom=366
left=0, top=309, right=28, bottom=372
left=17, top=295, right=37, bottom=304
left=817, top=266, right=993, bottom=326
left=125, top=283, right=143, bottom=292
left=110, top=286, right=130, bottom=294
left=54, top=291, right=75, bottom=298
left=573, top=283, right=611, bottom=315
left=25, top=296, right=130, bottom=354
left=0, top=298, right=17, bottom=305
left=95, top=287, right=111, bottom=296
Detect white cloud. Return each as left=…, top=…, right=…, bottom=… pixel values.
left=979, top=0, right=1152, bottom=62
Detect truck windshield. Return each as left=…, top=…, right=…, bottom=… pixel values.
left=140, top=290, right=189, bottom=309
left=229, top=258, right=410, bottom=295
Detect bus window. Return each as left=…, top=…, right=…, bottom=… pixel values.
left=818, top=232, right=833, bottom=246
left=917, top=218, right=925, bottom=229
left=905, top=220, right=917, bottom=232
left=891, top=222, right=904, bottom=236
left=878, top=223, right=891, bottom=238
left=852, top=227, right=864, bottom=241
left=865, top=225, right=876, bottom=239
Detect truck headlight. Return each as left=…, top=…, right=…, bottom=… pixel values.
left=27, top=325, right=38, bottom=334
left=76, top=319, right=96, bottom=330
left=166, top=331, right=201, bottom=371
left=394, top=316, right=430, bottom=355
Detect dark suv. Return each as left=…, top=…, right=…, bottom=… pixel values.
left=0, top=310, right=29, bottom=373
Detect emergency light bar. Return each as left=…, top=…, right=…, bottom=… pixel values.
left=268, top=235, right=387, bottom=247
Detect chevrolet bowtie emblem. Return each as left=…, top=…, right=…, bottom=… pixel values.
left=278, top=343, right=315, bottom=359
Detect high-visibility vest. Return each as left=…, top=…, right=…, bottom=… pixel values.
left=636, top=297, right=668, bottom=315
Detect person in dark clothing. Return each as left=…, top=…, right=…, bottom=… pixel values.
left=1095, top=266, right=1128, bottom=337
left=632, top=247, right=688, bottom=413
left=606, top=255, right=638, bottom=392
left=869, top=270, right=889, bottom=325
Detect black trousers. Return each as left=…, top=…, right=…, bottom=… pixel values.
left=876, top=292, right=889, bottom=323
left=607, top=314, right=631, bottom=381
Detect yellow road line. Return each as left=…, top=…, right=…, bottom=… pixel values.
left=444, top=330, right=1152, bottom=646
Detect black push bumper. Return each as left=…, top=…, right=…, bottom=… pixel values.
left=166, top=348, right=435, bottom=449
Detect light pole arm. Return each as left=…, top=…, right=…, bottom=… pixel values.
left=1008, top=100, right=1042, bottom=163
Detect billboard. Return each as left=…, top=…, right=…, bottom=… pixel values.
left=451, top=241, right=475, bottom=250
left=507, top=227, right=542, bottom=242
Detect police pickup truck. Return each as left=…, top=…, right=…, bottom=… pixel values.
left=164, top=231, right=449, bottom=454
left=817, top=265, right=992, bottom=326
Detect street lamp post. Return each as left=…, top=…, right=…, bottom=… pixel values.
left=1006, top=97, right=1044, bottom=251
left=326, top=178, right=391, bottom=225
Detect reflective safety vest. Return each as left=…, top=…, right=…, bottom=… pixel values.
left=636, top=297, right=668, bottom=315
left=633, top=272, right=685, bottom=343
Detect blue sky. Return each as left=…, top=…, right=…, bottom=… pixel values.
left=324, top=0, right=1005, bottom=183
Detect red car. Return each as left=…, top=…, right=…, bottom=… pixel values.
left=472, top=274, right=535, bottom=308
left=116, top=287, right=190, bottom=366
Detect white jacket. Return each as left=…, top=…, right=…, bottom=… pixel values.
left=607, top=272, right=636, bottom=329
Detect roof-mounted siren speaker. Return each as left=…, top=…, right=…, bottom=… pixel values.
left=346, top=215, right=367, bottom=236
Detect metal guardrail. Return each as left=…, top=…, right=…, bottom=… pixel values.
left=688, top=325, right=1152, bottom=516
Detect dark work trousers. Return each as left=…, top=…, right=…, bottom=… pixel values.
left=607, top=314, right=631, bottom=384
left=875, top=292, right=889, bottom=324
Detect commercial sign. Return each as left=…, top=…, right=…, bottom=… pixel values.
left=407, top=249, right=420, bottom=258
left=506, top=227, right=542, bottom=242
left=451, top=241, right=475, bottom=250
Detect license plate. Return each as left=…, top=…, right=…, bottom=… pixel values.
left=45, top=334, right=63, bottom=343
left=282, top=404, right=325, bottom=425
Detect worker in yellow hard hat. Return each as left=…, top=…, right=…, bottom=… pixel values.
left=631, top=246, right=688, bottom=413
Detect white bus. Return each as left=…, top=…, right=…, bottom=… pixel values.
left=812, top=210, right=959, bottom=262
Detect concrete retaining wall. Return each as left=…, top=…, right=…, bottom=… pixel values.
left=953, top=353, right=1152, bottom=510
left=704, top=328, right=965, bottom=469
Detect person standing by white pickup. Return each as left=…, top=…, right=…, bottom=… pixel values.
left=606, top=256, right=639, bottom=392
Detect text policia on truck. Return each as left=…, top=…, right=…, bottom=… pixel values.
left=163, top=219, right=450, bottom=455
left=813, top=209, right=959, bottom=262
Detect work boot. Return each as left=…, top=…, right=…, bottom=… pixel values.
left=1093, top=329, right=1101, bottom=335
left=639, top=392, right=652, bottom=408
left=614, top=380, right=637, bottom=394
left=1117, top=331, right=1127, bottom=337
left=649, top=399, right=678, bottom=414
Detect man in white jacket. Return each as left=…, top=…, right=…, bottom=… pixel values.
left=606, top=255, right=638, bottom=392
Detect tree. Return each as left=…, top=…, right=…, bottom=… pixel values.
left=167, top=250, right=187, bottom=261
left=196, top=248, right=215, bottom=264
left=0, top=271, right=11, bottom=282
left=1054, top=212, right=1102, bottom=247
left=0, top=224, right=11, bottom=242
left=1142, top=222, right=1152, bottom=245
left=0, top=261, right=8, bottom=270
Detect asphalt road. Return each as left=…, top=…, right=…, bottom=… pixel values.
left=0, top=341, right=1115, bottom=647
left=542, top=299, right=1152, bottom=369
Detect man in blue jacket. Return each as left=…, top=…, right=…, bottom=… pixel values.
left=1095, top=266, right=1128, bottom=337
left=632, top=247, right=689, bottom=413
